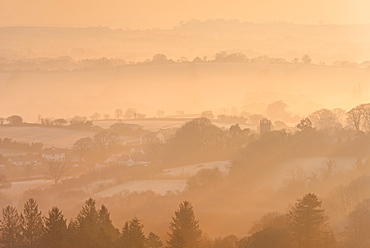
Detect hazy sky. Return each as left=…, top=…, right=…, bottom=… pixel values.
left=1, top=0, right=369, bottom=29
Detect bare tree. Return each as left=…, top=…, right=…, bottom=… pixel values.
left=358, top=103, right=370, bottom=132
left=90, top=112, right=101, bottom=121
left=347, top=106, right=362, bottom=132
left=156, top=110, right=165, bottom=118
left=114, top=109, right=123, bottom=121
left=46, top=160, right=66, bottom=184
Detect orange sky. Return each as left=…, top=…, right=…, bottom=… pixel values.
left=0, top=0, right=369, bottom=28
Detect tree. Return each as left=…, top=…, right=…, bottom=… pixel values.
left=93, top=132, right=121, bottom=159
left=213, top=235, right=238, bottom=248
left=287, top=193, right=335, bottom=248
left=167, top=201, right=202, bottom=248
left=0, top=206, right=21, bottom=248
left=347, top=106, right=362, bottom=132
left=121, top=217, right=146, bottom=248
left=238, top=228, right=290, bottom=248
left=114, top=109, right=123, bottom=120
left=309, top=109, right=342, bottom=133
left=357, top=103, right=370, bottom=132
left=53, top=118, right=68, bottom=126
left=343, top=199, right=370, bottom=248
left=0, top=174, right=11, bottom=189
left=266, top=101, right=290, bottom=121
left=124, top=108, right=137, bottom=119
left=156, top=110, right=165, bottom=118
left=75, top=198, right=99, bottom=248
left=297, top=117, right=313, bottom=132
left=21, top=199, right=44, bottom=248
left=152, top=54, right=168, bottom=63
left=248, top=212, right=287, bottom=235
left=96, top=205, right=120, bottom=248
left=69, top=116, right=87, bottom=125
left=46, top=160, right=66, bottom=184
left=146, top=232, right=163, bottom=248
left=6, top=115, right=23, bottom=125
left=201, top=111, right=214, bottom=119
left=90, top=113, right=101, bottom=121
left=73, top=137, right=95, bottom=161
left=165, top=117, right=226, bottom=164
left=301, top=54, right=312, bottom=64
left=186, top=168, right=223, bottom=191
left=43, top=207, right=67, bottom=248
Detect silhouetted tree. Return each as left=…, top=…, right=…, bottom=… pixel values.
left=186, top=168, right=223, bottom=191
left=121, top=217, right=146, bottom=248
left=248, top=212, right=287, bottom=235
left=146, top=232, right=163, bottom=248
left=91, top=113, right=101, bottom=121
left=201, top=111, right=214, bottom=119
left=75, top=198, right=99, bottom=248
left=73, top=137, right=95, bottom=161
left=238, top=228, right=290, bottom=248
left=343, top=198, right=370, bottom=248
left=21, top=199, right=44, bottom=248
left=167, top=201, right=202, bottom=248
left=43, top=207, right=67, bottom=248
left=301, top=54, right=312, bottom=64
left=165, top=117, right=226, bottom=164
left=287, top=193, right=335, bottom=248
left=212, top=235, right=238, bottom=248
left=6, top=115, right=23, bottom=125
left=53, top=118, right=68, bottom=126
left=114, top=109, right=123, bottom=120
left=297, top=117, right=313, bottom=131
left=0, top=206, right=21, bottom=248
left=96, top=205, right=120, bottom=248
left=46, top=160, right=66, bottom=184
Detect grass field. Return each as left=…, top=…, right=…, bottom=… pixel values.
left=0, top=126, right=139, bottom=149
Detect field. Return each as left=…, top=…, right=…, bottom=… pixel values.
left=0, top=126, right=138, bottom=149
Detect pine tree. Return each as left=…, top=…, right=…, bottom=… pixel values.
left=167, top=201, right=202, bottom=248
left=287, top=193, right=335, bottom=248
left=43, top=206, right=67, bottom=248
left=96, top=205, right=120, bottom=248
left=146, top=232, right=163, bottom=248
left=75, top=198, right=99, bottom=248
left=21, top=199, right=44, bottom=248
left=121, top=217, right=146, bottom=248
left=0, top=206, right=21, bottom=248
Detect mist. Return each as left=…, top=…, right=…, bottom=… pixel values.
left=1, top=1, right=370, bottom=248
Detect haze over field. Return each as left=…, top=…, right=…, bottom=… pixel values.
left=2, top=1, right=370, bottom=248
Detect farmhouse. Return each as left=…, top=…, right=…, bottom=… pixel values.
left=42, top=147, right=65, bottom=161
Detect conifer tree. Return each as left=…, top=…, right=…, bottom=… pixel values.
left=167, top=201, right=202, bottom=248
left=21, top=198, right=44, bottom=248
left=146, top=232, right=163, bottom=248
left=43, top=206, right=67, bottom=248
left=96, top=204, right=120, bottom=248
left=287, top=193, right=336, bottom=248
left=0, top=206, right=21, bottom=248
left=121, top=217, right=146, bottom=248
left=75, top=198, right=99, bottom=248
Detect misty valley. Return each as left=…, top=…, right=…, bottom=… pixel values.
left=1, top=14, right=370, bottom=248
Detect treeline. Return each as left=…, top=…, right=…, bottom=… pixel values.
left=0, top=138, right=42, bottom=153
left=0, top=51, right=319, bottom=72
left=0, top=198, right=200, bottom=248
left=2, top=193, right=367, bottom=248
